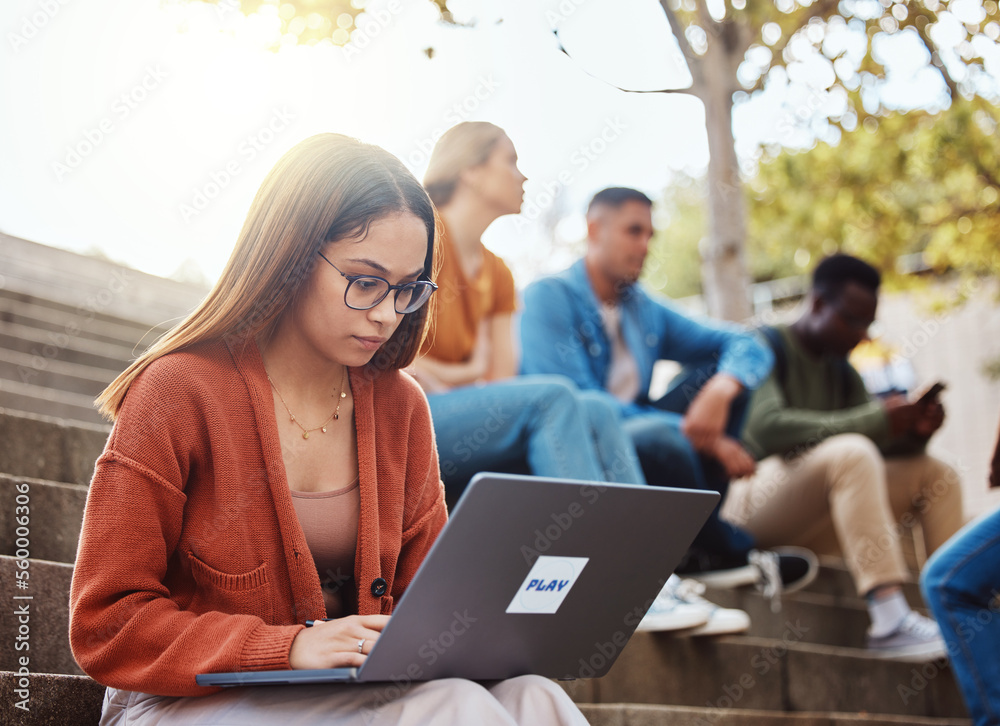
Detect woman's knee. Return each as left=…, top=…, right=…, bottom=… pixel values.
left=489, top=675, right=582, bottom=723
left=410, top=678, right=514, bottom=722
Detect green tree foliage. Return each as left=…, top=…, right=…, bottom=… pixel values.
left=642, top=177, right=706, bottom=299
left=637, top=0, right=1000, bottom=315
left=645, top=96, right=1000, bottom=298
left=748, top=96, right=1000, bottom=286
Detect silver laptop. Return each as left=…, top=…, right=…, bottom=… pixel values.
left=197, top=472, right=719, bottom=687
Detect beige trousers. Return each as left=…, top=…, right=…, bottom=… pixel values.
left=99, top=675, right=589, bottom=726
left=723, top=434, right=964, bottom=596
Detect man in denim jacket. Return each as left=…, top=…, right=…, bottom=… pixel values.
left=520, top=187, right=813, bottom=588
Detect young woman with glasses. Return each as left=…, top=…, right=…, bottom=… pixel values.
left=69, top=133, right=588, bottom=725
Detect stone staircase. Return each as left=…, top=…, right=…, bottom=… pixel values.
left=0, top=236, right=972, bottom=725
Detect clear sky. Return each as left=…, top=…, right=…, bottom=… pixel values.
left=0, top=0, right=978, bottom=288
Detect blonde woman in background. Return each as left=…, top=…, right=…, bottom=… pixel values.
left=410, top=122, right=647, bottom=496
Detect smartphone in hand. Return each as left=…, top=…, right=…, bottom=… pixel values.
left=915, top=381, right=946, bottom=406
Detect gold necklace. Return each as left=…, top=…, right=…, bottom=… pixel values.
left=267, top=367, right=347, bottom=440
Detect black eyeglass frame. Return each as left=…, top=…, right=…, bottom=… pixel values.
left=317, top=251, right=438, bottom=314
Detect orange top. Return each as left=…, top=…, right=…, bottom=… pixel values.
left=69, top=338, right=446, bottom=697
left=421, top=227, right=517, bottom=363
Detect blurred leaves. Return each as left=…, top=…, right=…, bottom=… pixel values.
left=642, top=177, right=706, bottom=298
left=183, top=0, right=450, bottom=46
left=646, top=96, right=1000, bottom=298
left=748, top=96, right=1000, bottom=287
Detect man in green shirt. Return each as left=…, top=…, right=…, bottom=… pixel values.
left=725, top=254, right=964, bottom=661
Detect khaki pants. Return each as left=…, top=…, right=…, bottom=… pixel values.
left=723, top=434, right=964, bottom=596
left=100, top=675, right=589, bottom=726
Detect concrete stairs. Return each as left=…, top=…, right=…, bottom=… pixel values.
left=0, top=237, right=972, bottom=724
left=0, top=232, right=206, bottom=426
left=0, top=435, right=973, bottom=725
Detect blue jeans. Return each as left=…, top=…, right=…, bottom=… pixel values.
left=428, top=375, right=646, bottom=499
left=624, top=362, right=755, bottom=560
left=921, top=507, right=1000, bottom=726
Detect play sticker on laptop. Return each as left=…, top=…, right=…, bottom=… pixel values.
left=506, top=556, right=589, bottom=614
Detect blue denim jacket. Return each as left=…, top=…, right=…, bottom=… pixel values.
left=519, top=259, right=773, bottom=417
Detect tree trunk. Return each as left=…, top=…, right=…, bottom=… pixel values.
left=698, top=27, right=753, bottom=322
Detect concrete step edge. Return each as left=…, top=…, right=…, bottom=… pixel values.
left=0, top=319, right=136, bottom=362
left=0, top=347, right=117, bottom=388
left=1, top=232, right=207, bottom=328
left=594, top=631, right=966, bottom=717
left=0, top=471, right=89, bottom=491
left=0, top=290, right=173, bottom=341
left=1, top=379, right=102, bottom=409
left=0, top=676, right=971, bottom=726
left=1, top=476, right=90, bottom=564
left=0, top=398, right=106, bottom=427
left=0, top=408, right=109, bottom=484
left=0, top=671, right=104, bottom=726
left=578, top=703, right=971, bottom=725
left=0, top=406, right=110, bottom=434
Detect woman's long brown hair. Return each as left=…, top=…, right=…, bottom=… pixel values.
left=97, top=133, right=438, bottom=420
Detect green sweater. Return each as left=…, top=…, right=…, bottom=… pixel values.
left=741, top=324, right=890, bottom=460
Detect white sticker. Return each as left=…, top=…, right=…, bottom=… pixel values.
left=506, top=556, right=589, bottom=614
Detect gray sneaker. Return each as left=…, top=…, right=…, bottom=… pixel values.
left=635, top=576, right=712, bottom=632
left=866, top=612, right=948, bottom=662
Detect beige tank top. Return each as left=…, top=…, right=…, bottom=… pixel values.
left=290, top=478, right=360, bottom=618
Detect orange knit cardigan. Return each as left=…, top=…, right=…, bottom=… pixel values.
left=69, top=338, right=447, bottom=697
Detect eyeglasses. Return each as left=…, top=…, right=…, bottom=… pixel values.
left=318, top=252, right=438, bottom=314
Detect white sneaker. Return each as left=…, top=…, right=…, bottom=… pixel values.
left=669, top=577, right=751, bottom=637
left=867, top=612, right=948, bottom=662
left=635, top=576, right=712, bottom=632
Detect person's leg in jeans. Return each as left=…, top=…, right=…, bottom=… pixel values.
left=625, top=409, right=754, bottom=560
left=429, top=375, right=610, bottom=499
left=922, top=508, right=1000, bottom=726
left=576, top=389, right=647, bottom=485
left=628, top=361, right=755, bottom=562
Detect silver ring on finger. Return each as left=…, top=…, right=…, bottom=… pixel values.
left=357, top=638, right=365, bottom=654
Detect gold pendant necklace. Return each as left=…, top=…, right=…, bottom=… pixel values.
left=267, top=366, right=347, bottom=440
